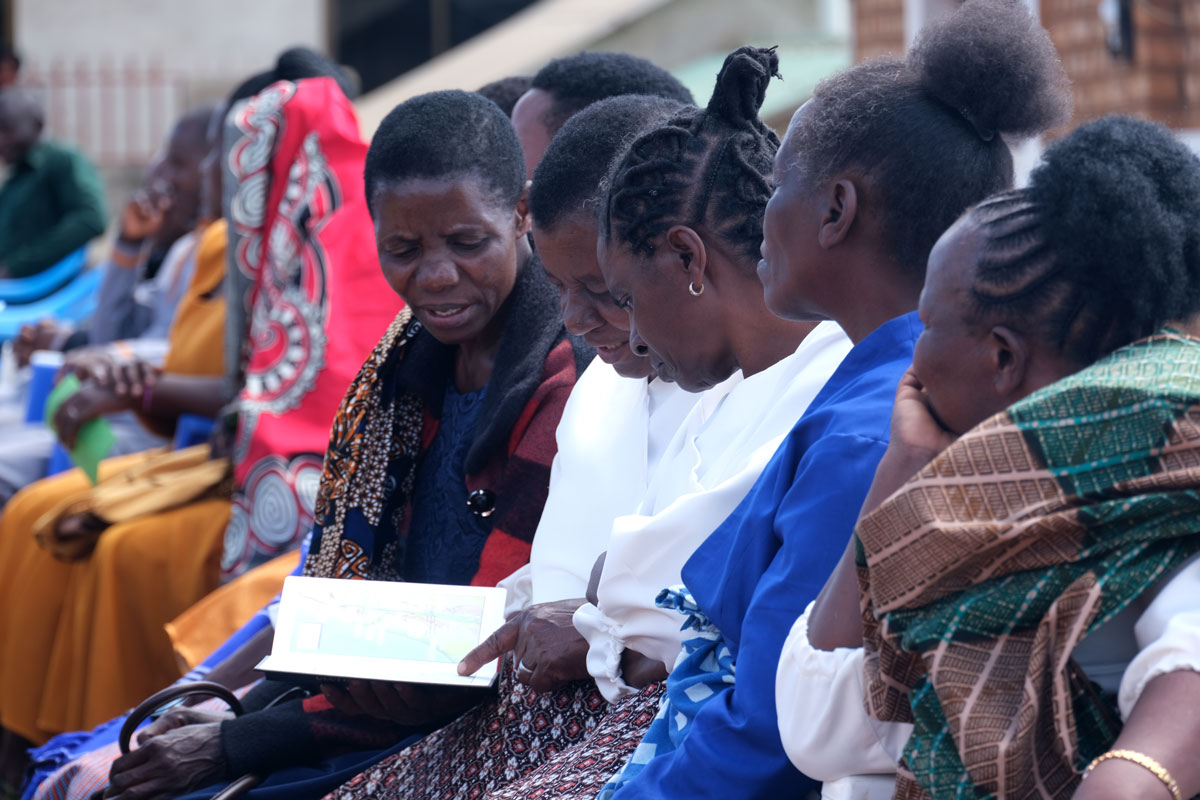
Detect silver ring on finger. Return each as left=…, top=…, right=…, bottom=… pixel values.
left=516, top=659, right=534, bottom=683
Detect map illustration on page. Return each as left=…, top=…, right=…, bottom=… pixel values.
left=257, top=576, right=507, bottom=688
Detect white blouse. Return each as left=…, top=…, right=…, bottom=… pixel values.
left=775, top=555, right=1200, bottom=798
left=574, top=322, right=853, bottom=702
left=497, top=357, right=698, bottom=617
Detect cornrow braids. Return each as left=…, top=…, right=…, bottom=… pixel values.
left=530, top=94, right=685, bottom=233
left=602, top=46, right=780, bottom=265
left=966, top=116, right=1200, bottom=364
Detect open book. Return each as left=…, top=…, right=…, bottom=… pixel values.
left=256, top=576, right=507, bottom=688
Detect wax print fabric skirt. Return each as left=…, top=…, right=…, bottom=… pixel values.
left=324, top=657, right=664, bottom=800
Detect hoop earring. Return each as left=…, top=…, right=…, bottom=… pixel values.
left=688, top=281, right=704, bottom=297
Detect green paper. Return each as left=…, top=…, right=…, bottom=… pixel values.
left=44, top=373, right=116, bottom=485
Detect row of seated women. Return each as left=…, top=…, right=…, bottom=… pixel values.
left=3, top=0, right=1200, bottom=798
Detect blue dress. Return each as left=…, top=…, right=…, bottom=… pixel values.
left=611, top=311, right=922, bottom=800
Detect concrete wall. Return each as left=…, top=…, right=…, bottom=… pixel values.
left=13, top=0, right=329, bottom=243
left=590, top=0, right=830, bottom=66
left=15, top=0, right=328, bottom=96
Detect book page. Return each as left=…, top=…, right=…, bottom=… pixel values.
left=258, top=576, right=506, bottom=687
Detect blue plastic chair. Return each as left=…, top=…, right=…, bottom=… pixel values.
left=0, top=249, right=87, bottom=304
left=0, top=267, right=103, bottom=343
left=172, top=413, right=216, bottom=448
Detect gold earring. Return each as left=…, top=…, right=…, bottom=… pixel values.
left=688, top=281, right=704, bottom=297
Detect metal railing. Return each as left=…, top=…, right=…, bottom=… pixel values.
left=22, top=57, right=188, bottom=168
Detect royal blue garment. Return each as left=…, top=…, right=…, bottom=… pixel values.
left=612, top=311, right=922, bottom=800
left=404, top=383, right=489, bottom=583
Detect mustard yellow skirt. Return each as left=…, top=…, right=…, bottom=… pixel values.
left=0, top=453, right=230, bottom=744
left=166, top=549, right=300, bottom=671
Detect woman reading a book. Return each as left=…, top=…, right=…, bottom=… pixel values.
left=40, top=90, right=589, bottom=800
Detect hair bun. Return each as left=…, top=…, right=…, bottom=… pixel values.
left=706, top=46, right=780, bottom=130
left=908, top=0, right=1071, bottom=140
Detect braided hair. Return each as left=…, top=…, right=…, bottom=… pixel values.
left=789, top=0, right=1072, bottom=275
left=364, top=90, right=526, bottom=217
left=966, top=116, right=1200, bottom=365
left=530, top=94, right=685, bottom=233
left=602, top=46, right=780, bottom=265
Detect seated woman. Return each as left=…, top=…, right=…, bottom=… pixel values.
left=61, top=88, right=588, bottom=800
left=788, top=117, right=1200, bottom=800
left=600, top=2, right=1072, bottom=798
left=324, top=47, right=852, bottom=800
left=26, top=77, right=690, bottom=800
left=0, top=54, right=404, bottom=770
left=578, top=47, right=851, bottom=702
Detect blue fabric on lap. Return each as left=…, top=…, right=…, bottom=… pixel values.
left=600, top=586, right=735, bottom=798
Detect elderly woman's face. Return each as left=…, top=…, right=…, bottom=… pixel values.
left=374, top=176, right=528, bottom=346
left=597, top=232, right=736, bottom=393
left=911, top=217, right=1003, bottom=435
left=535, top=213, right=652, bottom=379
left=759, top=101, right=832, bottom=322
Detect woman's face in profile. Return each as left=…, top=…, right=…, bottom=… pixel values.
left=373, top=176, right=529, bottom=347
left=535, top=212, right=652, bottom=380
left=759, top=101, right=833, bottom=323
left=912, top=217, right=1003, bottom=435
left=596, top=231, right=736, bottom=394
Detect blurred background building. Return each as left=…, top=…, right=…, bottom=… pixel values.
left=1, top=0, right=1196, bottom=210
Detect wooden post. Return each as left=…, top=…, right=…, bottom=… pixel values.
left=431, top=0, right=452, bottom=56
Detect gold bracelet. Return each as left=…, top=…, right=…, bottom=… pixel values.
left=1084, top=749, right=1181, bottom=800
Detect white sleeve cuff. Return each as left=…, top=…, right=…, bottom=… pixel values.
left=776, top=602, right=911, bottom=782
left=1118, top=609, right=1200, bottom=719
left=497, top=563, right=533, bottom=620
left=573, top=601, right=638, bottom=702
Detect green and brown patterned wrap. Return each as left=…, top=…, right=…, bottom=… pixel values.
left=858, top=330, right=1200, bottom=799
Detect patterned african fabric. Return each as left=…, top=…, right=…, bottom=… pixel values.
left=600, top=586, right=735, bottom=798
left=323, top=658, right=663, bottom=800
left=611, top=312, right=921, bottom=800
left=218, top=76, right=402, bottom=580
left=303, top=260, right=591, bottom=586
left=859, top=330, right=1200, bottom=800
left=22, top=259, right=587, bottom=800
left=201, top=261, right=588, bottom=783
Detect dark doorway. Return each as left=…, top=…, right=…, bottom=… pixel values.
left=333, top=0, right=537, bottom=94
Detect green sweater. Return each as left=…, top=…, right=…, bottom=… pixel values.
left=0, top=140, right=107, bottom=277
